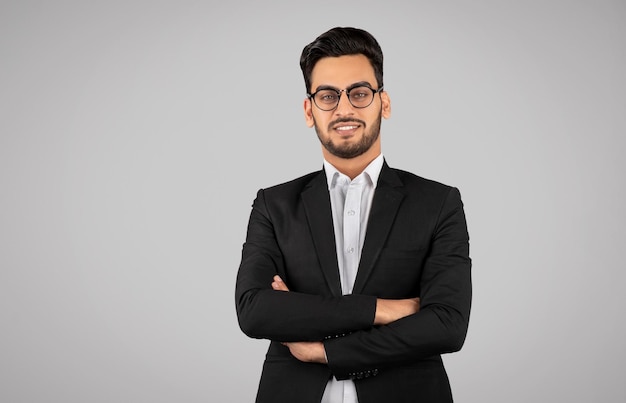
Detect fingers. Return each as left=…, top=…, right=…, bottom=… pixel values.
left=280, top=341, right=326, bottom=363
left=271, top=275, right=290, bottom=291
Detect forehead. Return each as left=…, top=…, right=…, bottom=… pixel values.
left=310, top=54, right=376, bottom=89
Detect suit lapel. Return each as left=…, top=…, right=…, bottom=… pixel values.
left=301, top=171, right=343, bottom=297
left=352, top=163, right=405, bottom=294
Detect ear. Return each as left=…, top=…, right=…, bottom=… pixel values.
left=304, top=98, right=315, bottom=128
left=381, top=91, right=391, bottom=119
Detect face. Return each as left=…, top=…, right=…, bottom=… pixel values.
left=304, top=54, right=391, bottom=160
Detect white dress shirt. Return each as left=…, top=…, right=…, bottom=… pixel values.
left=320, top=154, right=384, bottom=403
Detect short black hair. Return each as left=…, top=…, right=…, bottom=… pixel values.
left=299, top=27, right=384, bottom=93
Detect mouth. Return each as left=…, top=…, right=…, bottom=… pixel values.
left=332, top=122, right=362, bottom=135
left=336, top=125, right=358, bottom=131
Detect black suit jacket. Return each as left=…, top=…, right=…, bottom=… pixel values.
left=236, top=161, right=472, bottom=403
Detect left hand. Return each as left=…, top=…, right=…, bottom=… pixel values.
left=282, top=341, right=327, bottom=364
left=272, top=276, right=327, bottom=364
left=271, top=275, right=289, bottom=291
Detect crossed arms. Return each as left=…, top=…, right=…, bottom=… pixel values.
left=235, top=184, right=471, bottom=379
left=271, top=274, right=420, bottom=364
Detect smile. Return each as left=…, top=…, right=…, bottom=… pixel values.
left=335, top=125, right=359, bottom=131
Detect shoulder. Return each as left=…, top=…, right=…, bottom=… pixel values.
left=384, top=165, right=464, bottom=209
left=386, top=166, right=455, bottom=194
left=262, top=170, right=323, bottom=194
left=248, top=170, right=325, bottom=218
left=251, top=170, right=324, bottom=206
left=392, top=167, right=448, bottom=187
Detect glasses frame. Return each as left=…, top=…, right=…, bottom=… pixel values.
left=307, top=84, right=384, bottom=111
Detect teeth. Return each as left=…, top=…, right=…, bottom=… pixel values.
left=336, top=126, right=357, bottom=131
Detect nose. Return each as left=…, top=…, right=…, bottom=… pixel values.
left=334, top=90, right=355, bottom=115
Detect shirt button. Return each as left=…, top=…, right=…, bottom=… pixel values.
left=347, top=210, right=356, bottom=216
left=347, top=247, right=354, bottom=254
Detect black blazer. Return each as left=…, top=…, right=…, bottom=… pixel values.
left=236, top=161, right=472, bottom=403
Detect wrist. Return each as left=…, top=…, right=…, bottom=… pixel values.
left=320, top=342, right=328, bottom=364
left=374, top=298, right=389, bottom=325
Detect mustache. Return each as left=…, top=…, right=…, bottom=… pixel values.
left=328, top=117, right=366, bottom=131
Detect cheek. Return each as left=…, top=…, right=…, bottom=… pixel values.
left=310, top=112, right=327, bottom=131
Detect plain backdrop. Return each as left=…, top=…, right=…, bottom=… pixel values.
left=1, top=1, right=625, bottom=402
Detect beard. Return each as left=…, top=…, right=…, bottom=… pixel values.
left=313, top=113, right=382, bottom=159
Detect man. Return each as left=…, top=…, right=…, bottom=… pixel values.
left=235, top=27, right=471, bottom=403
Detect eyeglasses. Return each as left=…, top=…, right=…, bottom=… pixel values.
left=308, top=84, right=384, bottom=111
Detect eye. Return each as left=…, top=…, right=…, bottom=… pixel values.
left=350, top=87, right=370, bottom=100
left=316, top=91, right=338, bottom=104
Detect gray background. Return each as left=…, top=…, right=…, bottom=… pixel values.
left=1, top=1, right=625, bottom=402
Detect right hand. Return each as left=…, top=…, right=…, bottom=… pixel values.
left=271, top=275, right=290, bottom=292
left=374, top=297, right=420, bottom=325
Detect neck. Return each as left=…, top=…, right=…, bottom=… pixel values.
left=323, top=147, right=381, bottom=180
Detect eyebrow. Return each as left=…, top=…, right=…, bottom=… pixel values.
left=314, top=81, right=373, bottom=92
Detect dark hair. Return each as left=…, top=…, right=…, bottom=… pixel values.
left=299, top=27, right=384, bottom=93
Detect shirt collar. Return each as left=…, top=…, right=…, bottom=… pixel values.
left=323, top=154, right=384, bottom=190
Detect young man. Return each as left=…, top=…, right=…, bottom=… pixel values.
left=235, top=27, right=471, bottom=403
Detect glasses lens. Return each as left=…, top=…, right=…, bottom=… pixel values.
left=314, top=90, right=340, bottom=110
left=348, top=87, right=375, bottom=108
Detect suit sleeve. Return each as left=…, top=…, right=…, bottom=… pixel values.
left=235, top=188, right=377, bottom=342
left=324, top=187, right=472, bottom=380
